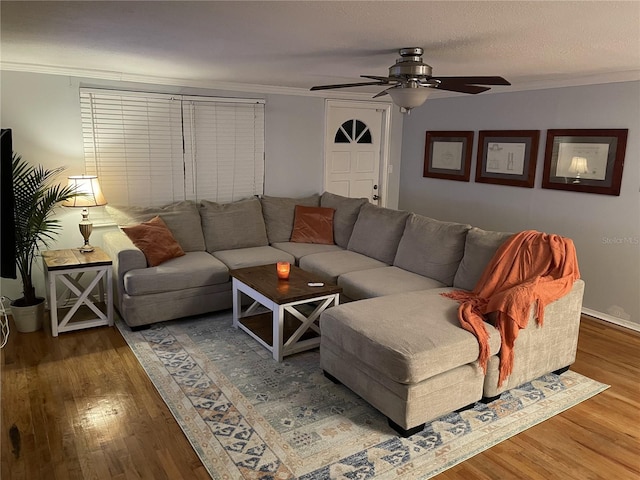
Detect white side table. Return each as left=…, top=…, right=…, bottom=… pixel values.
left=42, top=247, right=114, bottom=337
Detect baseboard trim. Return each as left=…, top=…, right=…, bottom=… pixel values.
left=582, top=307, right=640, bottom=333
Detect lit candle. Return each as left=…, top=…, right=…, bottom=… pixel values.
left=276, top=261, right=290, bottom=280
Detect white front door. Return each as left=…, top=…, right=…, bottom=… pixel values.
left=324, top=100, right=390, bottom=205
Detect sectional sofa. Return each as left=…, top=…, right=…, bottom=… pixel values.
left=102, top=192, right=584, bottom=436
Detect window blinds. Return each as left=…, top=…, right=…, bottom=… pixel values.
left=80, top=88, right=265, bottom=206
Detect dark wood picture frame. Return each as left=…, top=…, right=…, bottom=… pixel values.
left=475, top=130, right=540, bottom=188
left=542, top=129, right=628, bottom=196
left=423, top=131, right=473, bottom=182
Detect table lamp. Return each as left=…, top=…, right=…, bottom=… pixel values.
left=62, top=175, right=107, bottom=252
left=569, top=156, right=589, bottom=184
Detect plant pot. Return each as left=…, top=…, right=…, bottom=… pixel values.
left=11, top=297, right=45, bottom=333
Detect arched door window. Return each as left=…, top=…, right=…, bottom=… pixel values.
left=334, top=119, right=372, bottom=144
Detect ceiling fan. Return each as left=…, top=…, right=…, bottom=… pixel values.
left=310, top=47, right=511, bottom=113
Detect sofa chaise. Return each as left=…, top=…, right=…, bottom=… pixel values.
left=102, top=192, right=583, bottom=436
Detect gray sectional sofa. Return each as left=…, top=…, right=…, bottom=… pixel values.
left=102, top=192, right=584, bottom=437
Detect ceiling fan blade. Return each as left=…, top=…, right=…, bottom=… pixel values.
left=372, top=88, right=391, bottom=98
left=433, top=82, right=491, bottom=94
left=432, top=76, right=511, bottom=86
left=310, top=81, right=386, bottom=91
left=361, top=75, right=391, bottom=82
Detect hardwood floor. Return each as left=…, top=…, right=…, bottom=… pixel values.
left=441, top=318, right=640, bottom=480
left=2, top=314, right=639, bottom=479
left=1, top=316, right=210, bottom=480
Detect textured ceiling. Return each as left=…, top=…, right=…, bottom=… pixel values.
left=2, top=1, right=639, bottom=96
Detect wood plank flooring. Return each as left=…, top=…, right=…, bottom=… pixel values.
left=2, top=314, right=639, bottom=479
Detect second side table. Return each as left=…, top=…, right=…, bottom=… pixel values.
left=42, top=247, right=114, bottom=337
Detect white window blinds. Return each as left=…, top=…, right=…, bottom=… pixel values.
left=80, top=88, right=265, bottom=206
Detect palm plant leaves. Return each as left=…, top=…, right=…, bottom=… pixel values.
left=12, top=153, right=79, bottom=305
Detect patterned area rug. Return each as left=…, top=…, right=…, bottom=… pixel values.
left=117, top=311, right=608, bottom=479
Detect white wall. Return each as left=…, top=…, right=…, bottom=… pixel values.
left=263, top=94, right=325, bottom=196
left=0, top=70, right=403, bottom=301
left=399, top=81, right=640, bottom=326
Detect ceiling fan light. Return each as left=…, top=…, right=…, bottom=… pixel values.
left=387, top=85, right=431, bottom=111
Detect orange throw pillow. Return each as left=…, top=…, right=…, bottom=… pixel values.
left=122, top=216, right=185, bottom=267
left=290, top=205, right=335, bottom=244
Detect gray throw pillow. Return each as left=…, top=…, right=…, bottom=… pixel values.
left=200, top=197, right=268, bottom=253
left=106, top=201, right=205, bottom=252
left=320, top=192, right=368, bottom=248
left=260, top=194, right=320, bottom=243
left=347, top=203, right=410, bottom=264
left=394, top=214, right=471, bottom=286
left=453, top=227, right=514, bottom=291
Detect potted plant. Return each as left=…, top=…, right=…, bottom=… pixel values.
left=11, top=153, right=79, bottom=332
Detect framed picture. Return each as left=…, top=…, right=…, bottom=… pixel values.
left=423, top=131, right=473, bottom=181
left=475, top=130, right=540, bottom=188
left=542, top=129, right=628, bottom=195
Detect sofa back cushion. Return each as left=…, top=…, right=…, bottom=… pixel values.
left=453, top=227, right=514, bottom=291
left=320, top=192, right=368, bottom=248
left=347, top=203, right=410, bottom=264
left=106, top=200, right=205, bottom=252
left=200, top=197, right=268, bottom=253
left=393, top=214, right=471, bottom=285
left=260, top=194, right=320, bottom=243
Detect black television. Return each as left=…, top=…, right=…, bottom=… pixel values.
left=1, top=128, right=17, bottom=279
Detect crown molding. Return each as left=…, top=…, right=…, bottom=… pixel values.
left=2, top=61, right=639, bottom=100
left=0, top=61, right=379, bottom=101
left=504, top=70, right=640, bottom=94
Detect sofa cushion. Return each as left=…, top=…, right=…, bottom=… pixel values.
left=200, top=197, right=268, bottom=253
left=394, top=214, right=471, bottom=286
left=299, top=249, right=387, bottom=284
left=123, top=252, right=229, bottom=296
left=106, top=200, right=205, bottom=252
left=260, top=194, right=320, bottom=243
left=121, top=216, right=185, bottom=267
left=453, top=227, right=514, bottom=291
left=338, top=266, right=446, bottom=300
left=290, top=205, right=335, bottom=244
left=213, top=246, right=295, bottom=270
left=271, top=242, right=343, bottom=264
left=347, top=203, right=410, bottom=264
left=320, top=289, right=502, bottom=384
left=320, top=192, right=368, bottom=248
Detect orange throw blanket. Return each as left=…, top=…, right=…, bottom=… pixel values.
left=443, top=230, right=580, bottom=387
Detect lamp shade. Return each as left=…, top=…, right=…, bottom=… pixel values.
left=569, top=156, right=589, bottom=175
left=62, top=175, right=107, bottom=207
left=387, top=84, right=432, bottom=111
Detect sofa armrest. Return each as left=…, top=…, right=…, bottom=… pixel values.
left=483, top=278, right=585, bottom=396
left=102, top=230, right=147, bottom=311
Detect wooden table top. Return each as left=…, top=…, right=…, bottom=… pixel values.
left=230, top=263, right=342, bottom=305
left=42, top=247, right=112, bottom=271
